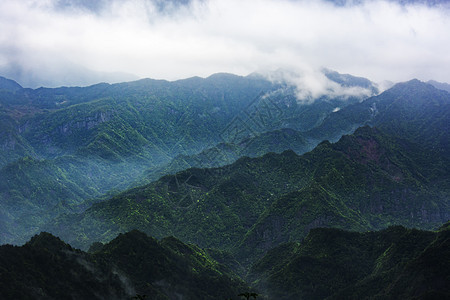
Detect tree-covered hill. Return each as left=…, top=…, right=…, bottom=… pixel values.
left=0, top=76, right=23, bottom=92
left=0, top=230, right=248, bottom=300
left=237, top=123, right=449, bottom=261
left=1, top=224, right=448, bottom=299
left=249, top=223, right=450, bottom=299
left=0, top=232, right=130, bottom=299
left=138, top=127, right=315, bottom=185
left=1, top=73, right=278, bottom=244
left=308, top=79, right=450, bottom=152
left=0, top=70, right=378, bottom=167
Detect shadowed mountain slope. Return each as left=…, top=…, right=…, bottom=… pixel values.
left=249, top=223, right=450, bottom=300
left=0, top=230, right=248, bottom=300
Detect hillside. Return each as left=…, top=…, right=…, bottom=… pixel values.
left=44, top=125, right=449, bottom=262
left=0, top=73, right=276, bottom=244
left=237, top=123, right=449, bottom=260
left=143, top=78, right=450, bottom=187
left=0, top=70, right=378, bottom=245
left=1, top=224, right=448, bottom=299
left=40, top=79, right=450, bottom=256
left=1, top=76, right=449, bottom=255
left=308, top=79, right=450, bottom=151
left=139, top=127, right=315, bottom=185
left=2, top=74, right=450, bottom=296
left=0, top=231, right=248, bottom=300
left=249, top=223, right=450, bottom=299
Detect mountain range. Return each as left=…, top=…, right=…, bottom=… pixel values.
left=38, top=78, right=450, bottom=255
left=0, top=70, right=379, bottom=245
left=0, top=70, right=449, bottom=299
left=1, top=223, right=448, bottom=299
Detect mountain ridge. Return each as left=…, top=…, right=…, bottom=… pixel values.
left=249, top=224, right=450, bottom=299
left=0, top=72, right=449, bottom=298
left=0, top=230, right=248, bottom=300
left=1, top=224, right=448, bottom=299
left=1, top=70, right=382, bottom=245
left=42, top=125, right=449, bottom=259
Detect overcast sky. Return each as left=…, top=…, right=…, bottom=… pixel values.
left=0, top=0, right=449, bottom=87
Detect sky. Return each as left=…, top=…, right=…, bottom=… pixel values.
left=0, top=0, right=449, bottom=88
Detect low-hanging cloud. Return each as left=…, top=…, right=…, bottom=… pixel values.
left=261, top=67, right=376, bottom=102
left=0, top=0, right=449, bottom=88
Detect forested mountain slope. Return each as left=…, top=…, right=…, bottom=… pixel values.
left=142, top=79, right=450, bottom=186
left=0, top=71, right=378, bottom=245
left=41, top=79, right=450, bottom=257
left=1, top=74, right=448, bottom=299
left=45, top=125, right=449, bottom=262
left=0, top=231, right=248, bottom=300
left=249, top=223, right=450, bottom=299
left=1, top=224, right=448, bottom=299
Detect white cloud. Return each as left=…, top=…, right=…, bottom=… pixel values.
left=260, top=68, right=375, bottom=102
left=0, top=0, right=449, bottom=87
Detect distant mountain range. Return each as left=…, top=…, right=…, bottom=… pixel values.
left=35, top=79, right=449, bottom=269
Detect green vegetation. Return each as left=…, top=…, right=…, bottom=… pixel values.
left=0, top=73, right=449, bottom=298
left=0, top=231, right=248, bottom=300
left=142, top=127, right=315, bottom=185
left=0, top=73, right=276, bottom=244
left=249, top=224, right=450, bottom=299
left=0, top=224, right=448, bottom=299
left=0, top=71, right=380, bottom=245
left=44, top=125, right=449, bottom=267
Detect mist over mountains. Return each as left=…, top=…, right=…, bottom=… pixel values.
left=1, top=69, right=381, bottom=245
left=2, top=0, right=450, bottom=88
left=0, top=69, right=449, bottom=299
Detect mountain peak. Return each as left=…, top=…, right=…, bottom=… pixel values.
left=404, top=78, right=426, bottom=85
left=0, top=76, right=23, bottom=91
left=323, top=68, right=376, bottom=90
left=377, top=78, right=449, bottom=107
left=390, top=78, right=436, bottom=92
left=26, top=232, right=72, bottom=252
left=101, top=230, right=160, bottom=254
left=207, top=72, right=242, bottom=79
left=427, top=80, right=450, bottom=93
